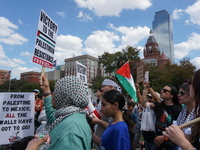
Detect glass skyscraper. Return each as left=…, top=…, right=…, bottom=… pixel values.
left=152, top=10, right=174, bottom=63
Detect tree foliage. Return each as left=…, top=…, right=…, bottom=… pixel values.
left=98, top=46, right=141, bottom=73
left=0, top=79, right=56, bottom=93
left=145, top=57, right=195, bottom=92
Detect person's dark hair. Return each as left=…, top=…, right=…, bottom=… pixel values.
left=166, top=84, right=181, bottom=107
left=179, top=83, right=190, bottom=93
left=9, top=136, right=34, bottom=150
left=190, top=69, right=200, bottom=143
left=102, top=90, right=134, bottom=149
left=36, top=93, right=43, bottom=99
left=127, top=102, right=135, bottom=108
left=155, top=84, right=181, bottom=120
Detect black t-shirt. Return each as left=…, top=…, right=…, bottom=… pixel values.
left=154, top=102, right=182, bottom=136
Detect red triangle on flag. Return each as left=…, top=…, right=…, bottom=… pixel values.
left=115, top=62, right=131, bottom=78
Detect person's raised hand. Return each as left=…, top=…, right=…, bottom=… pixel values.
left=39, top=75, right=50, bottom=93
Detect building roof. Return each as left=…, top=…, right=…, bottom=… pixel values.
left=146, top=30, right=157, bottom=44
left=159, top=52, right=169, bottom=60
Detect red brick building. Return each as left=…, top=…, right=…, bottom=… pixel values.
left=20, top=71, right=40, bottom=84
left=0, top=69, right=11, bottom=85
left=142, top=30, right=170, bottom=68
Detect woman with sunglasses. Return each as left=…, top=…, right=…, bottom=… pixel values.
left=163, top=69, right=200, bottom=149
left=175, top=83, right=195, bottom=146
left=141, top=82, right=182, bottom=150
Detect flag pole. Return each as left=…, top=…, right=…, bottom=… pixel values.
left=8, top=70, right=12, bottom=92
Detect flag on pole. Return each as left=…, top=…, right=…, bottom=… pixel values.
left=4, top=70, right=11, bottom=76
left=53, top=60, right=57, bottom=67
left=114, top=62, right=138, bottom=103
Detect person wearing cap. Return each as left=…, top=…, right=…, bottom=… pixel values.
left=34, top=93, right=43, bottom=129
left=33, top=89, right=40, bottom=96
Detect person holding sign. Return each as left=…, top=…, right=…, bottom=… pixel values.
left=40, top=75, right=92, bottom=150
left=163, top=69, right=200, bottom=149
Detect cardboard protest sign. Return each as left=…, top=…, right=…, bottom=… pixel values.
left=0, top=93, right=35, bottom=145
left=32, top=10, right=58, bottom=69
left=136, top=65, right=144, bottom=83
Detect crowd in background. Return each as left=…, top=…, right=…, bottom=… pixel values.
left=4, top=69, right=200, bottom=150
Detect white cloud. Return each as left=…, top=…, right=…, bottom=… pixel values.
left=81, top=24, right=149, bottom=57
left=18, top=19, right=23, bottom=24
left=0, top=17, right=18, bottom=37
left=185, top=0, right=200, bottom=25
left=13, top=58, right=25, bottom=65
left=83, top=30, right=120, bottom=57
left=0, top=17, right=28, bottom=45
left=108, top=24, right=150, bottom=47
left=20, top=51, right=31, bottom=56
left=56, top=11, right=66, bottom=17
left=55, top=34, right=83, bottom=64
left=175, top=32, right=200, bottom=59
left=77, top=11, right=93, bottom=21
left=0, top=33, right=28, bottom=45
left=0, top=45, right=26, bottom=69
left=74, top=0, right=152, bottom=16
left=191, top=57, right=200, bottom=69
left=172, top=9, right=184, bottom=20
left=11, top=66, right=40, bottom=79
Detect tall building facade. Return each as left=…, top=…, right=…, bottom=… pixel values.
left=152, top=10, right=174, bottom=63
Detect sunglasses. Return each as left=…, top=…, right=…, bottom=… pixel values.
left=178, top=91, right=188, bottom=96
left=161, top=89, right=171, bottom=93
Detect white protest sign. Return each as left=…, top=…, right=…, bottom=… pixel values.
left=32, top=10, right=58, bottom=69
left=76, top=61, right=87, bottom=86
left=144, top=71, right=149, bottom=83
left=0, top=93, right=35, bottom=145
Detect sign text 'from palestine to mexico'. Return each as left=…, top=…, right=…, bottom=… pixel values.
left=33, top=10, right=58, bottom=69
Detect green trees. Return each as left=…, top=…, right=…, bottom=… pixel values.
left=94, top=46, right=196, bottom=93
left=0, top=79, right=56, bottom=93
left=146, top=57, right=195, bottom=92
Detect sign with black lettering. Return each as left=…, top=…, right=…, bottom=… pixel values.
left=0, top=93, right=35, bottom=145
left=76, top=61, right=87, bottom=86
left=32, top=10, right=58, bottom=69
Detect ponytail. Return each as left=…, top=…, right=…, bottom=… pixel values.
left=123, top=109, right=134, bottom=150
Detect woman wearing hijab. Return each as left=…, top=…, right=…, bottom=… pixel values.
left=40, top=75, right=92, bottom=150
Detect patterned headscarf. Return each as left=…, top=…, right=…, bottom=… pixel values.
left=49, top=76, right=88, bottom=131
left=102, top=78, right=122, bottom=93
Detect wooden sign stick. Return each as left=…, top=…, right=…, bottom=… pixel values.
left=178, top=117, right=200, bottom=129
left=40, top=66, right=46, bottom=85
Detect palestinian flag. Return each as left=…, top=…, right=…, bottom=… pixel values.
left=114, top=62, right=138, bottom=103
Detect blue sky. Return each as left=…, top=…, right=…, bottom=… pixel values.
left=0, top=0, right=200, bottom=79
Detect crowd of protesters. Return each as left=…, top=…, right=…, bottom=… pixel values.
left=6, top=68, right=200, bottom=150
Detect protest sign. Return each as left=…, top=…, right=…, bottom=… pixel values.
left=0, top=93, right=35, bottom=145
left=76, top=61, right=87, bottom=86
left=32, top=10, right=58, bottom=69
left=136, top=65, right=144, bottom=83
left=144, top=71, right=149, bottom=83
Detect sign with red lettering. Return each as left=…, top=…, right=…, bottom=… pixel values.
left=32, top=10, right=58, bottom=69
left=0, top=93, right=35, bottom=145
